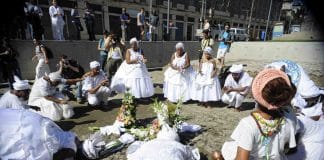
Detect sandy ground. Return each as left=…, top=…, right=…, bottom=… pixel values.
left=0, top=60, right=323, bottom=160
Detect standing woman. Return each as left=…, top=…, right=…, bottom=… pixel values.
left=163, top=42, right=194, bottom=103
left=105, top=34, right=124, bottom=81
left=213, top=69, right=298, bottom=160
left=49, top=0, right=65, bottom=40
left=32, top=38, right=50, bottom=80
left=191, top=47, right=221, bottom=107
left=110, top=37, right=154, bottom=99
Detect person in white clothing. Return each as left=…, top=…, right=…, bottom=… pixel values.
left=110, top=37, right=154, bottom=99
left=28, top=71, right=78, bottom=121
left=213, top=69, right=298, bottom=160
left=287, top=83, right=324, bottom=160
left=221, top=64, right=252, bottom=111
left=32, top=38, right=50, bottom=79
left=191, top=47, right=221, bottom=107
left=163, top=42, right=195, bottom=103
left=0, top=109, right=78, bottom=160
left=0, top=76, right=30, bottom=109
left=49, top=0, right=65, bottom=40
left=82, top=61, right=111, bottom=107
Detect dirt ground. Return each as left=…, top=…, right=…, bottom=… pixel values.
left=0, top=60, right=323, bottom=160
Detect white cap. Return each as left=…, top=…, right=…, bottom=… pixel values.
left=90, top=61, right=100, bottom=69
left=13, top=76, right=29, bottom=90
left=203, top=47, right=213, bottom=54
left=48, top=71, right=62, bottom=82
left=175, top=42, right=184, bottom=50
left=229, top=64, right=243, bottom=73
left=130, top=37, right=139, bottom=45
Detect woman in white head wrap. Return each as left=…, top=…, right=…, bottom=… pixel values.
left=28, top=71, right=74, bottom=121
left=32, top=38, right=50, bottom=80
left=163, top=42, right=195, bottom=103
left=191, top=47, right=221, bottom=107
left=110, top=37, right=154, bottom=99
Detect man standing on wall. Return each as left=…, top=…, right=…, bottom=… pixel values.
left=216, top=22, right=233, bottom=71
left=148, top=10, right=159, bottom=41
left=137, top=8, right=145, bottom=41
left=120, top=8, right=130, bottom=42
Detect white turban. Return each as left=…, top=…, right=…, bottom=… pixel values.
left=48, top=71, right=62, bottom=82
left=299, top=81, right=320, bottom=98
left=90, top=61, right=100, bottom=69
left=13, top=76, right=29, bottom=90
left=301, top=102, right=323, bottom=117
left=229, top=64, right=243, bottom=73
left=130, top=37, right=139, bottom=46
left=175, top=42, right=184, bottom=50
left=203, top=47, right=213, bottom=54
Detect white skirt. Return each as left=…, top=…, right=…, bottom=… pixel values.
left=163, top=67, right=194, bottom=103
left=191, top=76, right=222, bottom=102
left=110, top=61, right=154, bottom=98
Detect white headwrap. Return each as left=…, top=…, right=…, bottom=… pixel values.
left=203, top=47, right=213, bottom=54
left=90, top=61, right=100, bottom=69
left=301, top=102, right=323, bottom=117
left=299, top=81, right=321, bottom=98
left=130, top=37, right=139, bottom=46
left=48, top=71, right=62, bottom=82
left=13, top=76, right=29, bottom=90
left=175, top=42, right=184, bottom=50
left=229, top=64, right=243, bottom=73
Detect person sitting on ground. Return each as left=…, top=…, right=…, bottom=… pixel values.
left=0, top=76, right=30, bottom=109
left=28, top=71, right=82, bottom=121
left=163, top=42, right=195, bottom=103
left=0, top=108, right=79, bottom=160
left=287, top=83, right=324, bottom=160
left=82, top=61, right=111, bottom=107
left=191, top=47, right=221, bottom=107
left=213, top=68, right=298, bottom=160
left=58, top=54, right=85, bottom=103
left=110, top=37, right=154, bottom=100
left=221, top=64, right=253, bottom=111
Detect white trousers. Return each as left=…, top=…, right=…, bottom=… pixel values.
left=87, top=86, right=111, bottom=106
left=51, top=21, right=65, bottom=40
left=221, top=92, right=245, bottom=108
left=35, top=59, right=50, bottom=80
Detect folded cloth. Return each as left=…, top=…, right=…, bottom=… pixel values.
left=177, top=122, right=202, bottom=133
left=100, top=120, right=125, bottom=136
left=82, top=132, right=104, bottom=159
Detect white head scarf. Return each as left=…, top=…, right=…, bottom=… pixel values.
left=90, top=61, right=100, bottom=69
left=130, top=37, right=139, bottom=46
left=13, top=76, right=29, bottom=90
left=48, top=71, right=62, bottom=82
left=229, top=64, right=243, bottom=73
left=175, top=42, right=184, bottom=50
left=203, top=47, right=213, bottom=54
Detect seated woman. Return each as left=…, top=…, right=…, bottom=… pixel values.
left=213, top=69, right=298, bottom=160
left=110, top=37, right=154, bottom=99
left=191, top=47, right=221, bottom=107
left=163, top=42, right=194, bottom=103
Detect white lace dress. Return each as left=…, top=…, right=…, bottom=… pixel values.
left=110, top=48, right=154, bottom=98
left=163, top=52, right=194, bottom=102
left=191, top=62, right=222, bottom=102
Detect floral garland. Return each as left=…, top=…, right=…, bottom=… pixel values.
left=116, top=90, right=136, bottom=128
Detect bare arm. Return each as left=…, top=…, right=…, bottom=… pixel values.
left=169, top=54, right=178, bottom=70
left=235, top=146, right=250, bottom=160
left=182, top=53, right=191, bottom=69
left=210, top=60, right=217, bottom=78
left=44, top=95, right=67, bottom=104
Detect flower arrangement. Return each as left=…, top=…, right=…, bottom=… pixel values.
left=127, top=119, right=160, bottom=141
left=152, top=98, right=182, bottom=127
left=116, top=90, right=136, bottom=128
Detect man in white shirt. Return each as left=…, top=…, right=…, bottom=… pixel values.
left=82, top=61, right=111, bottom=107
left=137, top=8, right=145, bottom=40
left=221, top=64, right=253, bottom=111
left=0, top=76, right=30, bottom=109
left=49, top=0, right=65, bottom=40
left=28, top=71, right=79, bottom=121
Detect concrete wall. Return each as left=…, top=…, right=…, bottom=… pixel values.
left=8, top=40, right=324, bottom=80
left=10, top=40, right=201, bottom=80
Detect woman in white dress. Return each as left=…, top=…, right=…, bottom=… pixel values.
left=164, top=42, right=194, bottom=103
left=191, top=47, right=221, bottom=107
left=32, top=38, right=50, bottom=80
left=110, top=37, right=154, bottom=99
